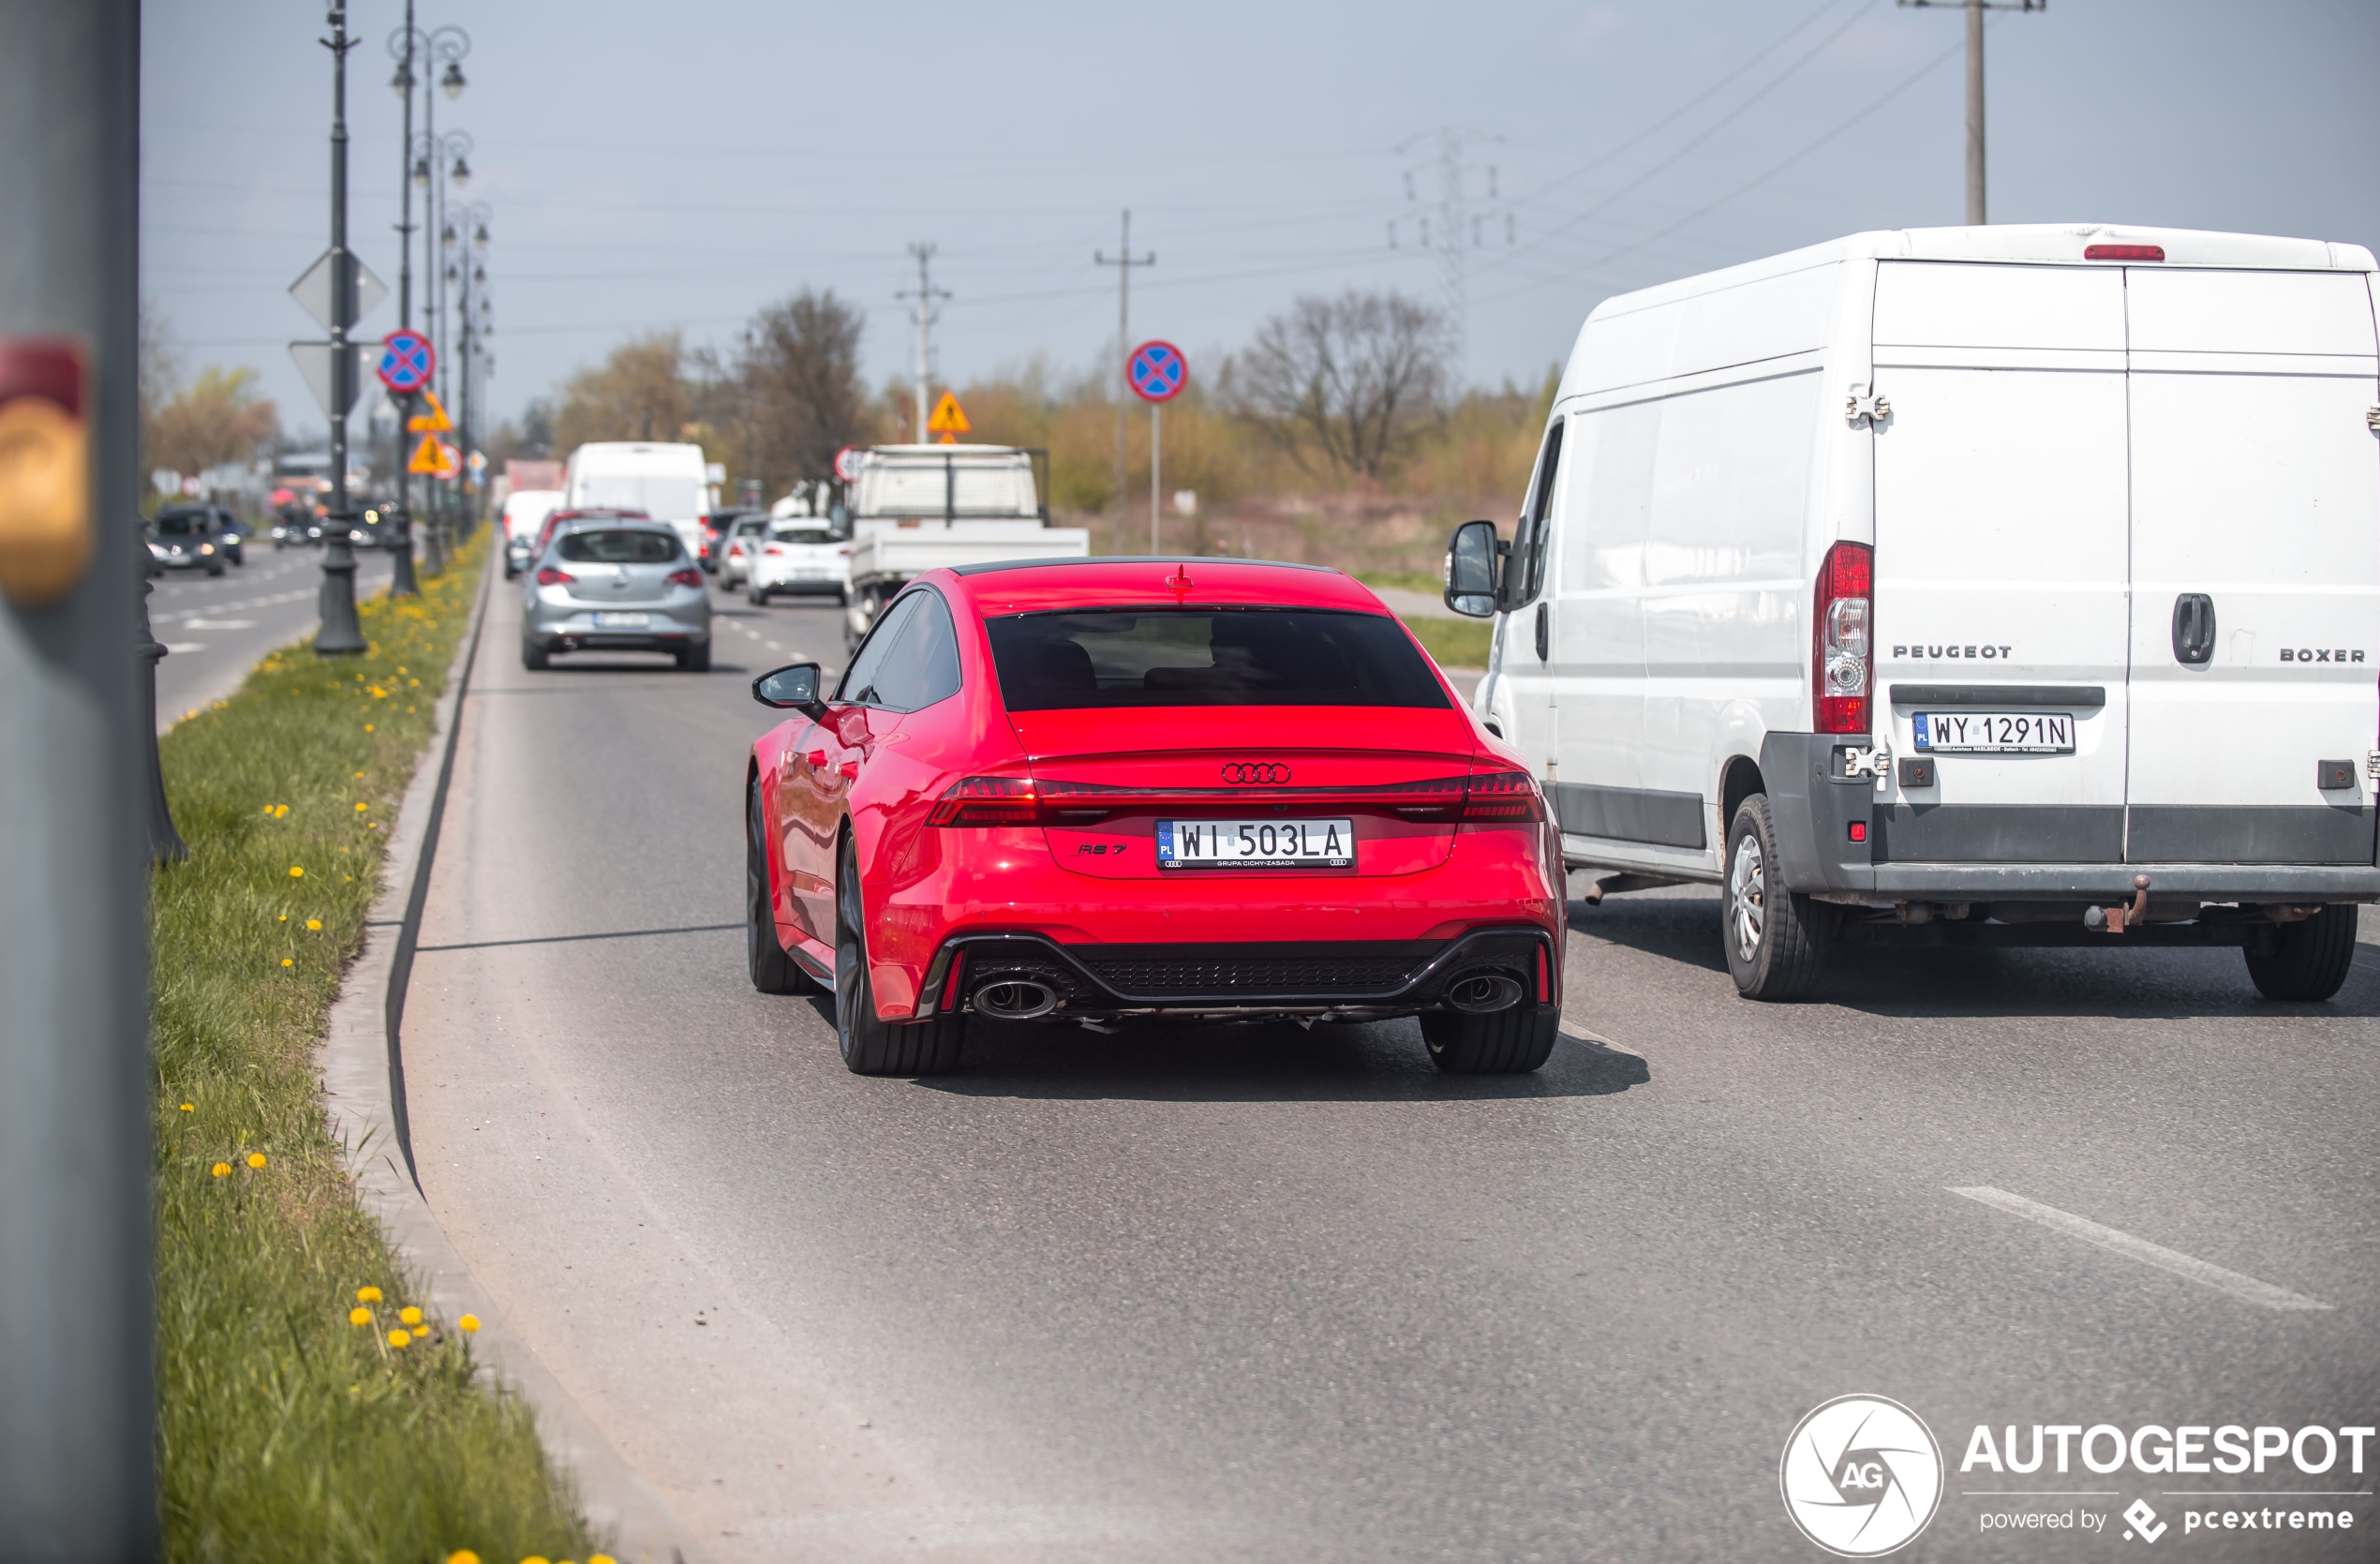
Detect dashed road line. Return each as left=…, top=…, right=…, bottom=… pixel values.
left=1949, top=1186, right=2333, bottom=1312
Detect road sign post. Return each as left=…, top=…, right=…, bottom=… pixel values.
left=376, top=330, right=433, bottom=596
left=1127, top=341, right=1186, bottom=554
left=926, top=390, right=970, bottom=444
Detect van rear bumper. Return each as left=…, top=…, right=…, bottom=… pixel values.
left=1759, top=732, right=2380, bottom=902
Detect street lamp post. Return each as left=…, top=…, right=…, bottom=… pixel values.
left=313, top=3, right=367, bottom=657
left=451, top=203, right=490, bottom=531
left=397, top=22, right=466, bottom=570
left=405, top=129, right=468, bottom=575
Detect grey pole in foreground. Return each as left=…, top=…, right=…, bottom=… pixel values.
left=0, top=2, right=159, bottom=1555
left=1897, top=0, right=2046, bottom=226
left=383, top=2, right=420, bottom=596
left=315, top=4, right=367, bottom=656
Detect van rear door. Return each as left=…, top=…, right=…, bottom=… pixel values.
left=1870, top=262, right=2133, bottom=862
left=2122, top=267, right=2380, bottom=864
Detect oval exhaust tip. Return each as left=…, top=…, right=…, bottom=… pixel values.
left=1445, top=972, right=1525, bottom=1014
left=974, top=979, right=1061, bottom=1020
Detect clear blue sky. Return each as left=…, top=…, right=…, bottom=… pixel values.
left=143, top=0, right=2380, bottom=439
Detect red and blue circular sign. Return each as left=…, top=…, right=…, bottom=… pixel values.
left=377, top=329, right=436, bottom=394
left=1127, top=340, right=1187, bottom=403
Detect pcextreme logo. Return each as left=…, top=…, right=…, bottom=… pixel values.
left=1781, top=1394, right=1945, bottom=1557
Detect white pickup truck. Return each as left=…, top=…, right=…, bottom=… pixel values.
left=842, top=444, right=1090, bottom=647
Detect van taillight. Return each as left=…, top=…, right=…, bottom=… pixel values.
left=536, top=566, right=575, bottom=587
left=1462, top=767, right=1545, bottom=822
left=928, top=776, right=1037, bottom=827
left=1814, top=541, right=1872, bottom=735
left=2084, top=243, right=2164, bottom=261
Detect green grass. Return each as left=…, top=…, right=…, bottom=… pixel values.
left=151, top=534, right=597, bottom=1564
left=1405, top=613, right=1495, bottom=671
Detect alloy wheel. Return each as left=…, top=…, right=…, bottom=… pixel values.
left=1728, top=833, right=1766, bottom=964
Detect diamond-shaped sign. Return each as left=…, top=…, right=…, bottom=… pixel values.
left=288, top=341, right=376, bottom=418
left=288, top=249, right=388, bottom=334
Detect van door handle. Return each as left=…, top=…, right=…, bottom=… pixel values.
left=2172, top=593, right=2216, bottom=664
left=1534, top=601, right=1550, bottom=662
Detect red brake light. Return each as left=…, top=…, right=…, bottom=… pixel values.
left=764, top=545, right=784, bottom=556
left=928, top=776, right=1037, bottom=827
left=1534, top=945, right=1550, bottom=1004
left=1461, top=767, right=1545, bottom=822
left=2084, top=243, right=2164, bottom=261
left=536, top=566, right=575, bottom=586
left=666, top=568, right=703, bottom=588
left=1814, top=541, right=1873, bottom=735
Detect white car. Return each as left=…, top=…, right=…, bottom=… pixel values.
left=498, top=486, right=561, bottom=579
left=717, top=514, right=769, bottom=588
left=745, top=520, right=850, bottom=605
left=1450, top=223, right=2380, bottom=1003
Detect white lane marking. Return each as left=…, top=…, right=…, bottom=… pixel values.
left=163, top=642, right=207, bottom=654
left=179, top=618, right=256, bottom=630
left=1949, top=1186, right=2333, bottom=1312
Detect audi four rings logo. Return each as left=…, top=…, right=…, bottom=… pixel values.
left=1221, top=763, right=1291, bottom=785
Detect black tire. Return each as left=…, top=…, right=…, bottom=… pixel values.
left=677, top=641, right=711, bottom=672
left=1421, top=1005, right=1558, bottom=1074
left=521, top=639, right=549, bottom=671
left=835, top=840, right=964, bottom=1075
left=2244, top=905, right=2357, bottom=1002
left=1721, top=794, right=1835, bottom=1001
left=748, top=582, right=768, bottom=606
left=747, top=782, right=813, bottom=994
left=204, top=559, right=225, bottom=577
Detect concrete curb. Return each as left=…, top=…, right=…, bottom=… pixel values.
left=318, top=552, right=705, bottom=1564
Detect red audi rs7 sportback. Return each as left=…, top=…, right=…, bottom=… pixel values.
left=744, top=559, right=1567, bottom=1077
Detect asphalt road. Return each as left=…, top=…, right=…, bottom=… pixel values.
left=150, top=544, right=393, bottom=731
left=401, top=578, right=2378, bottom=1563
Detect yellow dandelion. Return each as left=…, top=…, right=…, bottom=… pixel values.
left=278, top=914, right=288, bottom=922
left=448, top=1553, right=483, bottom=1564
left=246, top=1152, right=266, bottom=1169
left=519, top=1557, right=550, bottom=1564
left=354, top=802, right=368, bottom=812
left=457, top=1313, right=481, bottom=1333
left=210, top=1162, right=231, bottom=1178
left=356, top=1286, right=382, bottom=1303
left=260, top=803, right=275, bottom=815
left=386, top=1328, right=411, bottom=1348
left=275, top=804, right=289, bottom=818
left=178, top=1102, right=194, bottom=1113
left=409, top=678, right=420, bottom=688
left=288, top=865, right=305, bottom=878
left=280, top=958, right=294, bottom=968
left=348, top=1306, right=372, bottom=1327
left=591, top=1557, right=617, bottom=1564
left=354, top=771, right=364, bottom=779
left=398, top=1305, right=423, bottom=1327
left=305, top=918, right=322, bottom=931
left=364, top=723, right=374, bottom=732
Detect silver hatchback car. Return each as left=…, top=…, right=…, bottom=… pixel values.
left=522, top=518, right=712, bottom=671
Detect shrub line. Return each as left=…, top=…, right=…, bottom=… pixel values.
left=315, top=552, right=706, bottom=1564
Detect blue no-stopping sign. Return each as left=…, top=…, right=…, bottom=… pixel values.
left=1127, top=340, right=1187, bottom=403
left=378, top=329, right=436, bottom=395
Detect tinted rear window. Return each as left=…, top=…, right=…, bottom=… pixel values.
left=558, top=529, right=680, bottom=564
left=155, top=512, right=207, bottom=535
left=987, top=609, right=1448, bottom=711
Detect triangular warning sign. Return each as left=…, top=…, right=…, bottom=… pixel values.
left=407, top=433, right=446, bottom=474
left=925, top=391, right=969, bottom=436
left=407, top=389, right=452, bottom=433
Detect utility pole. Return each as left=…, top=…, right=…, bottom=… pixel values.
left=1093, top=210, right=1153, bottom=544
left=1898, top=0, right=2046, bottom=225
left=896, top=243, right=947, bottom=443
left=0, top=2, right=157, bottom=1553
left=1394, top=127, right=1508, bottom=384
left=315, top=3, right=367, bottom=656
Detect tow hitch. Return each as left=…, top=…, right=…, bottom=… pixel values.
left=2082, top=875, right=2151, bottom=933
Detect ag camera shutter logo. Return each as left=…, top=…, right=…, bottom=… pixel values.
left=1780, top=1394, right=1944, bottom=1557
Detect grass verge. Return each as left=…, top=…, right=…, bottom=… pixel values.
left=1404, top=613, right=1495, bottom=671
left=151, top=535, right=596, bottom=1563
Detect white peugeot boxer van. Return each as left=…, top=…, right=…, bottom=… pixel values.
left=1445, top=225, right=2380, bottom=1002
left=562, top=441, right=711, bottom=561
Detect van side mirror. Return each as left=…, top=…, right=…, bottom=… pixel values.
left=1444, top=520, right=1500, bottom=618
left=752, top=662, right=826, bottom=716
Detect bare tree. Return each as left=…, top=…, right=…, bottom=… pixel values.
left=739, top=289, right=868, bottom=492
left=552, top=331, right=690, bottom=451
left=1234, top=289, right=1449, bottom=480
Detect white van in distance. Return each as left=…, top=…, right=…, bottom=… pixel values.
left=1447, top=224, right=2379, bottom=1002
left=562, top=441, right=710, bottom=560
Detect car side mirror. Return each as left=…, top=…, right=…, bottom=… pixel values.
left=751, top=662, right=826, bottom=716
left=1443, top=520, right=1500, bottom=618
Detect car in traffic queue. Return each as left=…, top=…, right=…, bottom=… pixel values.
left=743, top=558, right=1566, bottom=1077
left=147, top=506, right=229, bottom=575
left=716, top=514, right=770, bottom=589
left=499, top=486, right=563, bottom=580
left=744, top=516, right=852, bottom=605
left=703, top=506, right=762, bottom=574
left=521, top=514, right=712, bottom=671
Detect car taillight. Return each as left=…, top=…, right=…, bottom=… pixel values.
left=666, top=568, right=703, bottom=588
left=764, top=545, right=784, bottom=556
left=536, top=566, right=575, bottom=586
left=928, top=776, right=1038, bottom=827
left=940, top=949, right=966, bottom=1012
left=1814, top=541, right=1872, bottom=735
left=1462, top=767, right=1545, bottom=822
